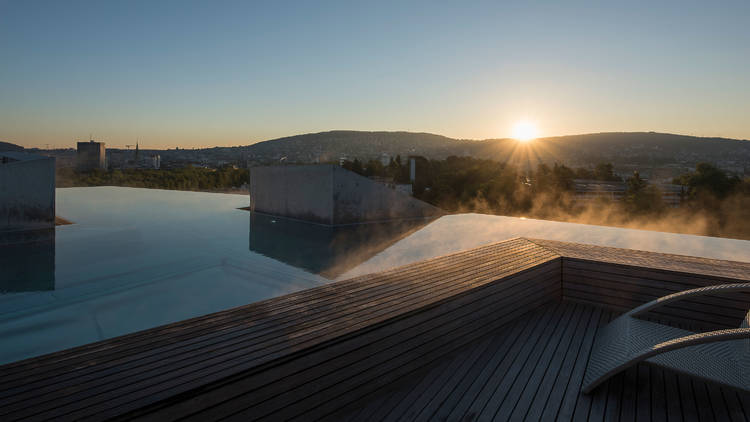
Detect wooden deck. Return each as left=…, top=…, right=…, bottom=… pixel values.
left=529, top=239, right=750, bottom=329
left=1, top=237, right=748, bottom=421
left=337, top=301, right=750, bottom=422
left=529, top=238, right=750, bottom=282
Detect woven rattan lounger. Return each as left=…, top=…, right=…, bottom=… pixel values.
left=582, top=283, right=750, bottom=394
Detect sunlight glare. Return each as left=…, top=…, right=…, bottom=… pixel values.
left=512, top=120, right=539, bottom=142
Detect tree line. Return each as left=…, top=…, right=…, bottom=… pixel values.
left=57, top=166, right=249, bottom=191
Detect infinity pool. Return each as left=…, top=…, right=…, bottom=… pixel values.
left=1, top=186, right=748, bottom=364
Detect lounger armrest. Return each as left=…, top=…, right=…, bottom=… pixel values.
left=583, top=327, right=750, bottom=394
left=628, top=283, right=750, bottom=318
left=647, top=327, right=750, bottom=353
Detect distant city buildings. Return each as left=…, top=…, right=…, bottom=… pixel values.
left=573, top=180, right=627, bottom=203
left=77, top=140, right=106, bottom=170
left=573, top=179, right=683, bottom=207
left=27, top=133, right=748, bottom=183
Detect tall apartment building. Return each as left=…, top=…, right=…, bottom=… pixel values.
left=77, top=140, right=106, bottom=170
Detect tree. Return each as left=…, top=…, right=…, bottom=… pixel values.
left=352, top=158, right=364, bottom=175
left=626, top=171, right=646, bottom=193
left=679, top=163, right=737, bottom=199
left=594, top=163, right=621, bottom=181
left=624, top=171, right=664, bottom=214
left=364, top=159, right=385, bottom=177
left=551, top=163, right=575, bottom=191
left=574, top=167, right=594, bottom=179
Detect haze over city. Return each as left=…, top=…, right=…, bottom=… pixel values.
left=2, top=0, right=749, bottom=149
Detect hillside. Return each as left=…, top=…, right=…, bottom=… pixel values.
left=0, top=141, right=24, bottom=152
left=243, top=130, right=476, bottom=163
left=471, top=132, right=750, bottom=170
left=233, top=131, right=749, bottom=174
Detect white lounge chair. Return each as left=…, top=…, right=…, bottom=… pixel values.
left=582, top=283, right=750, bottom=394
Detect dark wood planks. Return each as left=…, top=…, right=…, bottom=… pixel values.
left=176, top=266, right=562, bottom=421
left=336, top=302, right=750, bottom=422
left=561, top=258, right=750, bottom=329
left=527, top=238, right=750, bottom=282
left=529, top=238, right=750, bottom=329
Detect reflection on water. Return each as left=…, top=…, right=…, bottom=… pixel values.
left=0, top=229, right=55, bottom=293
left=249, top=212, right=433, bottom=278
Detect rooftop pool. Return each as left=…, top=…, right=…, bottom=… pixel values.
left=1, top=186, right=749, bottom=364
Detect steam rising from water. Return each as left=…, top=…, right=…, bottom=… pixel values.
left=338, top=214, right=750, bottom=279
left=445, top=190, right=750, bottom=241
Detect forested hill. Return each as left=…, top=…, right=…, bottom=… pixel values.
left=243, top=130, right=476, bottom=163
left=236, top=130, right=749, bottom=170
left=474, top=132, right=750, bottom=168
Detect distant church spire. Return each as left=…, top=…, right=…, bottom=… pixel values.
left=135, top=141, right=139, bottom=160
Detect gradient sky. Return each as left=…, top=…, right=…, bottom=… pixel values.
left=1, top=0, right=749, bottom=149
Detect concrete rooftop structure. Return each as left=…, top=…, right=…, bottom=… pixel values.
left=250, top=164, right=442, bottom=226
left=0, top=151, right=55, bottom=232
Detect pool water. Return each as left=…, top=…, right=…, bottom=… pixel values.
left=0, top=186, right=748, bottom=365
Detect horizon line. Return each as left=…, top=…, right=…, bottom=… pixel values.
left=6, top=129, right=750, bottom=151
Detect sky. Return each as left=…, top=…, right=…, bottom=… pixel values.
left=1, top=0, right=749, bottom=149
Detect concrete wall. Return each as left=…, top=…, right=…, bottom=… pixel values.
left=251, top=164, right=442, bottom=225
left=251, top=165, right=334, bottom=225
left=0, top=156, right=56, bottom=231
left=332, top=166, right=442, bottom=224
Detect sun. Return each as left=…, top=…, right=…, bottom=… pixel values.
left=511, top=120, right=539, bottom=142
